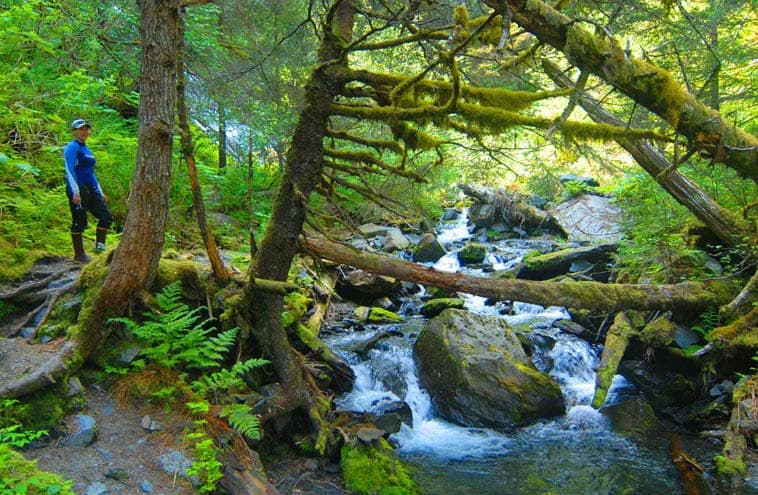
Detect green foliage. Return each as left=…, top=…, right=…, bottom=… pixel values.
left=109, top=281, right=239, bottom=371
left=613, top=173, right=706, bottom=282
left=192, top=358, right=269, bottom=395
left=220, top=403, right=262, bottom=440
left=561, top=180, right=595, bottom=200
left=692, top=307, right=721, bottom=340
left=0, top=400, right=48, bottom=449
left=0, top=444, right=74, bottom=495
left=0, top=400, right=66, bottom=495
left=184, top=419, right=224, bottom=494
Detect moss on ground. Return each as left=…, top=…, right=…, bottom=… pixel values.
left=341, top=439, right=418, bottom=495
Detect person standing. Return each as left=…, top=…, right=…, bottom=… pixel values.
left=64, top=118, right=114, bottom=262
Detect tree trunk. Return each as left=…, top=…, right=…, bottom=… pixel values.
left=73, top=0, right=180, bottom=360
left=0, top=0, right=182, bottom=399
left=177, top=11, right=229, bottom=280
left=238, top=0, right=356, bottom=428
left=219, top=104, right=227, bottom=169
left=302, top=236, right=736, bottom=314
left=542, top=59, right=754, bottom=249
left=484, top=0, right=758, bottom=181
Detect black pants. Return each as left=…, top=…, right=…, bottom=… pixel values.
left=68, top=185, right=113, bottom=233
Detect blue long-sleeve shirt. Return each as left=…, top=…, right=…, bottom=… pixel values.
left=64, top=139, right=102, bottom=197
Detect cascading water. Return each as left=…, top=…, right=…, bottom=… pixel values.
left=325, top=209, right=686, bottom=494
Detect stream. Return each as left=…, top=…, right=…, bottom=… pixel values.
left=323, top=210, right=718, bottom=494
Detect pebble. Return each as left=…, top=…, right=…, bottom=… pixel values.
left=85, top=482, right=108, bottom=495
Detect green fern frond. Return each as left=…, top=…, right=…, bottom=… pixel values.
left=193, top=358, right=270, bottom=394
left=107, top=281, right=242, bottom=371
left=220, top=403, right=261, bottom=440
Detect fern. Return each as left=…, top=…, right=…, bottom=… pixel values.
left=220, top=403, right=262, bottom=440
left=109, top=281, right=240, bottom=370
left=192, top=358, right=270, bottom=394
left=691, top=307, right=720, bottom=340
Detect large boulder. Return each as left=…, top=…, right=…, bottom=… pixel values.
left=549, top=194, right=623, bottom=243
left=412, top=233, right=446, bottom=262
left=413, top=309, right=565, bottom=429
left=515, top=243, right=617, bottom=281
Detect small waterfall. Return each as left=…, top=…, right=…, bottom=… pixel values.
left=326, top=208, right=684, bottom=494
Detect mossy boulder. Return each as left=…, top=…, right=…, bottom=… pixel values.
left=413, top=309, right=565, bottom=429
left=412, top=233, right=446, bottom=263
left=368, top=307, right=404, bottom=323
left=341, top=439, right=418, bottom=495
left=515, top=243, right=617, bottom=281
left=601, top=397, right=662, bottom=440
left=420, top=297, right=465, bottom=318
left=456, top=242, right=487, bottom=266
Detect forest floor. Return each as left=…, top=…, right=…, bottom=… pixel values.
left=19, top=381, right=350, bottom=494
left=0, top=257, right=349, bottom=495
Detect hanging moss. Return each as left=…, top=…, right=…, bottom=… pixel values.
left=468, top=14, right=502, bottom=46
left=390, top=122, right=444, bottom=150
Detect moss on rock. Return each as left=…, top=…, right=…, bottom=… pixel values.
left=420, top=298, right=465, bottom=318
left=341, top=439, right=418, bottom=495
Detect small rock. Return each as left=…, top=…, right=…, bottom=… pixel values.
left=67, top=376, right=84, bottom=397
left=61, top=415, right=97, bottom=447
left=94, top=446, right=112, bottom=461
left=85, top=482, right=109, bottom=495
left=140, top=480, right=154, bottom=493
left=442, top=208, right=459, bottom=221
left=141, top=415, right=161, bottom=432
left=119, top=346, right=142, bottom=364
left=356, top=427, right=385, bottom=443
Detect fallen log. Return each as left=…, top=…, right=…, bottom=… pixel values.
left=668, top=433, right=713, bottom=495
left=301, top=236, right=737, bottom=314
left=592, top=312, right=635, bottom=409
left=459, top=183, right=565, bottom=235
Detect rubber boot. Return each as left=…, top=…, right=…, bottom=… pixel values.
left=72, top=232, right=91, bottom=263
left=95, top=227, right=107, bottom=253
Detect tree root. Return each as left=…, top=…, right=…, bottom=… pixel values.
left=0, top=339, right=78, bottom=399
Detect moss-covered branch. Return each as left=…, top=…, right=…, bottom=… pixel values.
left=302, top=236, right=739, bottom=314
left=323, top=146, right=428, bottom=182
left=483, top=0, right=758, bottom=181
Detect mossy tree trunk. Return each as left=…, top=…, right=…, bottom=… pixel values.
left=302, top=236, right=737, bottom=314
left=484, top=0, right=758, bottom=182
left=543, top=59, right=754, bottom=250
left=238, top=0, right=355, bottom=431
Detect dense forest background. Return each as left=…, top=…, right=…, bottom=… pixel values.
left=0, top=0, right=756, bottom=494
left=0, top=0, right=754, bottom=282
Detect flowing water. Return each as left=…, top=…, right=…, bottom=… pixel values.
left=323, top=210, right=709, bottom=494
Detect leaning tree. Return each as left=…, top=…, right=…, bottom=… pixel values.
left=236, top=0, right=756, bottom=451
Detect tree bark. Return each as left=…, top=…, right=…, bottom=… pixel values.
left=177, top=10, right=229, bottom=280
left=484, top=0, right=758, bottom=182
left=542, top=59, right=754, bottom=249
left=238, top=0, right=356, bottom=429
left=71, top=0, right=181, bottom=362
left=302, top=236, right=736, bottom=314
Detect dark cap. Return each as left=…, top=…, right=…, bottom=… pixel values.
left=70, top=118, right=91, bottom=130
